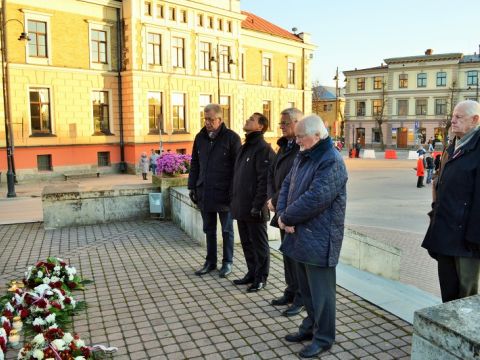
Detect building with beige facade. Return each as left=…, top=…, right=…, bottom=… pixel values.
left=312, top=85, right=345, bottom=139
left=343, top=50, right=480, bottom=149
left=0, top=0, right=315, bottom=180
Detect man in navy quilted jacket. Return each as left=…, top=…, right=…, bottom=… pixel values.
left=277, top=114, right=348, bottom=358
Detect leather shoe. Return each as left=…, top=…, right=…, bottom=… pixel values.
left=299, top=342, right=332, bottom=358
left=271, top=295, right=293, bottom=306
left=284, top=332, right=313, bottom=343
left=247, top=281, right=265, bottom=292
left=233, top=275, right=254, bottom=285
left=194, top=263, right=216, bottom=276
left=283, top=304, right=304, bottom=317
left=219, top=263, right=232, bottom=278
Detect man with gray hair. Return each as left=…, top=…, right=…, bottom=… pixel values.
left=268, top=108, right=304, bottom=317
left=277, top=114, right=347, bottom=357
left=422, top=100, right=480, bottom=302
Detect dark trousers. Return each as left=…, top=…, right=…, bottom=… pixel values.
left=296, top=262, right=336, bottom=347
left=281, top=230, right=302, bottom=306
left=417, top=176, right=424, bottom=187
left=237, top=220, right=270, bottom=283
left=437, top=255, right=480, bottom=303
left=201, top=211, right=234, bottom=265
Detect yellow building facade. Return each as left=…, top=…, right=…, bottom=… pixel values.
left=0, top=0, right=314, bottom=179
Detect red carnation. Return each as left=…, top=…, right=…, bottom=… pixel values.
left=25, top=294, right=34, bottom=305
left=64, top=297, right=71, bottom=305
left=81, top=347, right=91, bottom=358
left=36, top=298, right=48, bottom=309
left=0, top=336, right=6, bottom=352
left=33, top=325, right=43, bottom=333
left=2, top=310, right=13, bottom=320
left=20, top=309, right=29, bottom=319
left=51, top=281, right=62, bottom=289
left=67, top=282, right=77, bottom=289
left=51, top=302, right=62, bottom=310
left=60, top=261, right=67, bottom=266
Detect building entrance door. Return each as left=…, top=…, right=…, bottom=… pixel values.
left=397, top=127, right=408, bottom=148
left=356, top=128, right=365, bottom=147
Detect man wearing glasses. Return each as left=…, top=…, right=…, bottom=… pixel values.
left=267, top=108, right=304, bottom=317
left=188, top=104, right=241, bottom=278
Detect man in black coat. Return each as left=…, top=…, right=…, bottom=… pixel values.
left=188, top=104, right=241, bottom=278
left=422, top=100, right=480, bottom=302
left=231, top=112, right=275, bottom=292
left=267, top=108, right=304, bottom=316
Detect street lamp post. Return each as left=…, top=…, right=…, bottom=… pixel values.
left=1, top=0, right=29, bottom=197
left=210, top=43, right=234, bottom=103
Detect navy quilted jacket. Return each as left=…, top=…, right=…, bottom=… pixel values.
left=277, top=137, right=348, bottom=267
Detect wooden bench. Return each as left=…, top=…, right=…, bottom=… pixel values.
left=63, top=171, right=100, bottom=181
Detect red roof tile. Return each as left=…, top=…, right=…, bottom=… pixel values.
left=241, top=11, right=302, bottom=42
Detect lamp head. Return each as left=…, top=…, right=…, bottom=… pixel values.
left=18, top=32, right=30, bottom=41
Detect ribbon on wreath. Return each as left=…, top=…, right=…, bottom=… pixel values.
left=48, top=344, right=63, bottom=360
left=89, top=344, right=119, bottom=354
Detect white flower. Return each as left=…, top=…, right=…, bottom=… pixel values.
left=5, top=302, right=14, bottom=312
left=54, top=266, right=61, bottom=272
left=0, top=349, right=4, bottom=360
left=32, top=317, right=46, bottom=326
left=25, top=266, right=33, bottom=279
left=32, top=349, right=44, bottom=360
left=42, top=277, right=51, bottom=285
left=74, top=338, right=85, bottom=348
left=0, top=317, right=8, bottom=325
left=52, top=289, right=65, bottom=302
left=51, top=339, right=66, bottom=351
left=0, top=328, right=6, bottom=340
left=63, top=332, right=74, bottom=344
left=70, top=299, right=76, bottom=308
left=32, top=333, right=45, bottom=346
left=34, top=284, right=51, bottom=295
left=45, top=313, right=56, bottom=324
left=50, top=276, right=60, bottom=283
left=74, top=357, right=86, bottom=360
left=16, top=348, right=25, bottom=360
left=66, top=266, right=76, bottom=276
left=37, top=271, right=43, bottom=278
left=14, top=293, right=25, bottom=305
left=68, top=274, right=74, bottom=281
left=48, top=324, right=58, bottom=330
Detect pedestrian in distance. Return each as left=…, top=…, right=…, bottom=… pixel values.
left=354, top=138, right=361, bottom=158
left=428, top=137, right=434, bottom=152
left=267, top=108, right=304, bottom=317
left=425, top=152, right=434, bottom=184
left=149, top=149, right=159, bottom=175
left=422, top=100, right=480, bottom=303
left=138, top=152, right=149, bottom=180
left=416, top=154, right=425, bottom=188
left=188, top=104, right=241, bottom=278
left=277, top=114, right=348, bottom=358
left=231, top=112, right=275, bottom=293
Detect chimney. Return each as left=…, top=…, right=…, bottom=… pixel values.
left=425, top=49, right=433, bottom=55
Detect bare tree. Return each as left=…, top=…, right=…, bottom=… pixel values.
left=311, top=80, right=322, bottom=114
left=373, top=82, right=387, bottom=150
left=442, top=81, right=458, bottom=146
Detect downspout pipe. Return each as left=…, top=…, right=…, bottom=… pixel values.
left=116, top=7, right=126, bottom=172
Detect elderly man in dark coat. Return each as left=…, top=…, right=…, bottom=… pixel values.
left=231, top=112, right=275, bottom=292
left=267, top=108, right=304, bottom=317
left=277, top=114, right=347, bottom=358
left=422, top=100, right=480, bottom=303
left=188, top=104, right=241, bottom=278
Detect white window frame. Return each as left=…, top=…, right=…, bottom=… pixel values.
left=143, top=25, right=164, bottom=71
left=91, top=89, right=113, bottom=134
left=262, top=53, right=273, bottom=84
left=287, top=57, right=296, bottom=88
left=88, top=21, right=113, bottom=71
left=23, top=9, right=52, bottom=65
left=171, top=92, right=187, bottom=133
left=147, top=91, right=164, bottom=134
left=27, top=85, right=55, bottom=135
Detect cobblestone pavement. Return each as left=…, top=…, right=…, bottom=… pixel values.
left=1, top=221, right=411, bottom=359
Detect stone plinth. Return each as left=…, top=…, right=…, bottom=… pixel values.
left=152, top=175, right=189, bottom=219
left=411, top=294, right=480, bottom=359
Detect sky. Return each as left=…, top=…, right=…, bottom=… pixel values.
left=241, top=0, right=480, bottom=87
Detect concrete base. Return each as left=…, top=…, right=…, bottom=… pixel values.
left=42, top=183, right=160, bottom=229
left=152, top=175, right=189, bottom=219
left=412, top=294, right=480, bottom=359
left=170, top=186, right=280, bottom=246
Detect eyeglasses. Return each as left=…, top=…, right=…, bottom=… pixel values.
left=279, top=120, right=297, bottom=127
left=204, top=117, right=220, bottom=123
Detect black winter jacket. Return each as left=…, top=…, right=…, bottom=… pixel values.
left=188, top=123, right=241, bottom=212
left=230, top=131, right=275, bottom=222
left=422, top=129, right=480, bottom=258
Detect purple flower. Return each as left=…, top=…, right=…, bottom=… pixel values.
left=156, top=153, right=191, bottom=175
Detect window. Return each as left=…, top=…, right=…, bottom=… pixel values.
left=356, top=101, right=366, bottom=116
left=417, top=73, right=427, bottom=87
left=416, top=99, right=427, bottom=115
left=30, top=88, right=51, bottom=134
left=399, top=74, right=408, bottom=88
left=180, top=10, right=187, bottom=23
left=467, top=71, right=478, bottom=86
left=199, top=94, right=211, bottom=122
left=435, top=98, right=447, bottom=115
left=172, top=37, right=184, bottom=68
left=218, top=18, right=223, bottom=31
left=92, top=91, right=110, bottom=134
left=176, top=148, right=186, bottom=154
left=37, top=155, right=52, bottom=171
left=147, top=33, right=161, bottom=65
left=436, top=72, right=447, bottom=87
left=240, top=52, right=245, bottom=79
left=156, top=4, right=164, bottom=18
left=197, top=14, right=203, bottom=26
left=27, top=20, right=47, bottom=57
left=372, top=99, right=383, bottom=116
left=208, top=16, right=213, bottom=29
left=144, top=2, right=152, bottom=16
left=219, top=45, right=231, bottom=73
left=263, top=100, right=271, bottom=130
left=172, top=93, right=186, bottom=132
left=91, top=29, right=107, bottom=64
left=97, top=152, right=110, bottom=167
left=372, top=128, right=381, bottom=143
left=323, top=104, right=328, bottom=111
left=287, top=62, right=295, bottom=85
left=169, top=7, right=176, bottom=21
left=262, top=57, right=271, bottom=81
left=357, top=77, right=365, bottom=91
left=374, top=76, right=383, bottom=90
left=199, top=42, right=211, bottom=71
left=220, top=96, right=230, bottom=128
left=227, top=21, right=232, bottom=32
left=397, top=100, right=408, bottom=116
left=148, top=92, right=163, bottom=133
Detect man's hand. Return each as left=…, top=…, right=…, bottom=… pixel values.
left=250, top=208, right=262, bottom=219
left=189, top=190, right=198, bottom=204
left=267, top=199, right=275, bottom=212
left=284, top=225, right=295, bottom=234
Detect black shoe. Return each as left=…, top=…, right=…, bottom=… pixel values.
left=194, top=263, right=216, bottom=276
left=219, top=263, right=232, bottom=278
left=271, top=295, right=293, bottom=306
left=233, top=275, right=254, bottom=285
left=284, top=332, right=313, bottom=343
left=283, top=304, right=304, bottom=317
left=299, top=342, right=332, bottom=358
left=247, top=281, right=265, bottom=293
